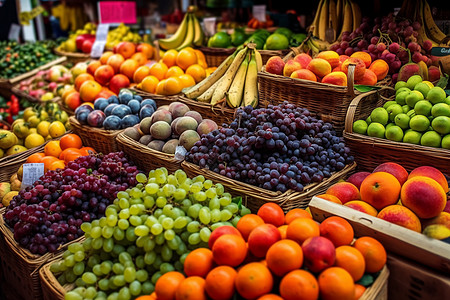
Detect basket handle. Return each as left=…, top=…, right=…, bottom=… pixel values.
left=346, top=63, right=356, bottom=97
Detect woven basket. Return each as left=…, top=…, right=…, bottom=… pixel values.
left=116, top=132, right=182, bottom=174
left=69, top=116, right=123, bottom=154
left=196, top=46, right=236, bottom=68
left=130, top=86, right=179, bottom=106
left=181, top=161, right=356, bottom=213
left=39, top=262, right=71, bottom=300
left=343, top=88, right=450, bottom=176
left=56, top=97, right=75, bottom=116
left=0, top=209, right=83, bottom=300
left=259, top=49, right=291, bottom=64
left=176, top=95, right=236, bottom=126
left=54, top=47, right=90, bottom=64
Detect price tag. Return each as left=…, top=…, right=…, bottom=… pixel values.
left=98, top=1, right=137, bottom=24
left=22, top=163, right=44, bottom=189
left=203, top=17, right=216, bottom=37
left=252, top=5, right=266, bottom=22
left=90, top=41, right=106, bottom=58
left=8, top=24, right=21, bottom=41
left=90, top=24, right=109, bottom=58
left=431, top=47, right=450, bottom=57
left=174, top=146, right=187, bottom=161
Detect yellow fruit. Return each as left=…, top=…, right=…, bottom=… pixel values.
left=0, top=130, right=18, bottom=149
left=24, top=133, right=45, bottom=149
left=29, top=128, right=37, bottom=134
left=2, top=191, right=18, bottom=206
left=23, top=108, right=36, bottom=121
left=55, top=111, right=69, bottom=124
left=6, top=145, right=27, bottom=156
left=10, top=179, right=21, bottom=191
left=17, top=165, right=23, bottom=181
left=16, top=138, right=23, bottom=146
left=186, top=64, right=206, bottom=83
left=12, top=123, right=30, bottom=139
left=11, top=118, right=25, bottom=128
left=0, top=182, right=11, bottom=199
left=10, top=173, right=17, bottom=182
left=39, top=110, right=49, bottom=121
left=27, top=116, right=41, bottom=128
left=37, top=121, right=51, bottom=137
left=48, top=121, right=66, bottom=138
left=423, top=225, right=450, bottom=240
left=0, top=148, right=3, bottom=158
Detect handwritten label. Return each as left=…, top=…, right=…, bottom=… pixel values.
left=203, top=17, right=216, bottom=36
left=98, top=1, right=137, bottom=24
left=8, top=24, right=21, bottom=41
left=22, top=163, right=44, bottom=188
left=174, top=146, right=187, bottom=161
left=252, top=5, right=266, bottom=22
left=91, top=24, right=109, bottom=57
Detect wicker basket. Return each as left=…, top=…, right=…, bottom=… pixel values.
left=196, top=46, right=236, bottom=68
left=54, top=47, right=90, bottom=64
left=176, top=95, right=236, bottom=126
left=343, top=89, right=450, bottom=176
left=0, top=209, right=83, bottom=300
left=56, top=97, right=75, bottom=116
left=259, top=49, right=291, bottom=64
left=116, top=132, right=182, bottom=174
left=69, top=116, right=123, bottom=154
left=130, top=87, right=179, bottom=106
left=39, top=262, right=70, bottom=300
left=181, top=161, right=356, bottom=213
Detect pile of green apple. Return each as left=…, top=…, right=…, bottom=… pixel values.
left=353, top=75, right=450, bottom=149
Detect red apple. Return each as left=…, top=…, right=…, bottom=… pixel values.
left=208, top=226, right=242, bottom=249
left=265, top=56, right=285, bottom=75
left=346, top=172, right=371, bottom=190
left=81, top=39, right=94, bottom=54
left=109, top=74, right=130, bottom=94
left=373, top=162, right=408, bottom=185
left=247, top=224, right=281, bottom=258
left=302, top=236, right=336, bottom=273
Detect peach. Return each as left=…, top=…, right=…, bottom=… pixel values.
left=346, top=172, right=371, bottom=190
left=316, top=194, right=342, bottom=204
left=208, top=225, right=242, bottom=249
left=341, top=57, right=366, bottom=81
left=302, top=236, right=336, bottom=273
left=369, top=59, right=389, bottom=81
left=109, top=74, right=130, bottom=94
left=339, top=55, right=349, bottom=63
left=107, top=54, right=125, bottom=74
left=265, top=56, right=285, bottom=75
left=401, top=176, right=446, bottom=219
left=283, top=60, right=302, bottom=77
left=86, top=60, right=101, bottom=76
left=360, top=172, right=401, bottom=210
left=116, top=41, right=136, bottom=59
left=408, top=166, right=448, bottom=193
left=307, top=58, right=332, bottom=78
left=332, top=65, right=342, bottom=72
left=325, top=182, right=360, bottom=204
left=248, top=224, right=281, bottom=258
left=293, top=53, right=312, bottom=69
left=444, top=199, right=450, bottom=213
left=94, top=64, right=115, bottom=85
left=344, top=200, right=378, bottom=217
left=373, top=162, right=409, bottom=186
left=428, top=66, right=440, bottom=82
left=421, top=211, right=450, bottom=229
left=351, top=51, right=372, bottom=68
left=321, top=71, right=348, bottom=86
left=317, top=51, right=340, bottom=68
left=377, top=205, right=422, bottom=233
left=290, top=69, right=317, bottom=82
left=356, top=69, right=378, bottom=85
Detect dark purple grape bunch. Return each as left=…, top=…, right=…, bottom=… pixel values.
left=186, top=102, right=354, bottom=193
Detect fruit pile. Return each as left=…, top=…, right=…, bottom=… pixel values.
left=186, top=102, right=354, bottom=192
left=266, top=50, right=389, bottom=86
left=0, top=173, right=20, bottom=208
left=75, top=89, right=154, bottom=130
left=0, top=103, right=69, bottom=159
left=0, top=40, right=58, bottom=79
left=135, top=47, right=212, bottom=96
left=51, top=168, right=250, bottom=299
left=0, top=94, right=21, bottom=124
left=150, top=203, right=387, bottom=300
left=353, top=78, right=450, bottom=149
left=4, top=152, right=139, bottom=254
left=321, top=162, right=449, bottom=240
left=183, top=46, right=261, bottom=108
left=124, top=101, right=218, bottom=153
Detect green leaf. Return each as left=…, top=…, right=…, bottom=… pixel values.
left=232, top=196, right=242, bottom=209
left=356, top=274, right=374, bottom=287
left=354, top=85, right=382, bottom=93
left=437, top=73, right=449, bottom=89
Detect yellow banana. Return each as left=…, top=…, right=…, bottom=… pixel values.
left=318, top=0, right=329, bottom=40
left=242, top=52, right=258, bottom=108
left=175, top=14, right=195, bottom=51
left=328, top=0, right=338, bottom=42
left=423, top=0, right=446, bottom=43
left=197, top=79, right=220, bottom=103
left=350, top=0, right=361, bottom=32
left=336, top=0, right=344, bottom=30
left=311, top=0, right=324, bottom=37
left=339, top=0, right=353, bottom=38
left=158, top=13, right=188, bottom=50
left=226, top=56, right=249, bottom=108
left=254, top=49, right=262, bottom=71
left=192, top=14, right=205, bottom=47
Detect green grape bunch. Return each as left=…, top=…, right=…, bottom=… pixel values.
left=51, top=168, right=250, bottom=300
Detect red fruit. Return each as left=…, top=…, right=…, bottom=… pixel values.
left=208, top=226, right=242, bottom=249
left=247, top=224, right=281, bottom=258
left=257, top=203, right=285, bottom=227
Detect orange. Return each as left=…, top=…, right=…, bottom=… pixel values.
left=48, top=160, right=66, bottom=171
left=44, top=140, right=62, bottom=158
left=354, top=284, right=366, bottom=300
left=74, top=73, right=94, bottom=92
left=212, top=234, right=247, bottom=267
left=86, top=61, right=101, bottom=76
left=165, top=66, right=184, bottom=78
left=155, top=271, right=185, bottom=300
left=100, top=51, right=114, bottom=65
left=176, top=48, right=197, bottom=70
left=133, top=66, right=151, bottom=84
left=26, top=152, right=45, bottom=163
left=60, top=134, right=83, bottom=150
left=353, top=237, right=386, bottom=273
left=236, top=214, right=265, bottom=241
left=266, top=239, right=303, bottom=276
left=139, top=75, right=160, bottom=94
left=184, top=248, right=214, bottom=278
left=194, top=50, right=208, bottom=69
left=131, top=52, right=148, bottom=66
left=235, top=262, right=273, bottom=300
left=279, top=269, right=319, bottom=300
left=186, top=64, right=206, bottom=83
left=120, top=59, right=139, bottom=80
left=175, top=276, right=207, bottom=300
left=162, top=49, right=179, bottom=68
left=318, top=267, right=355, bottom=300
left=136, top=43, right=154, bottom=59
left=335, top=246, right=365, bottom=281
left=155, top=79, right=167, bottom=95
left=285, top=208, right=312, bottom=224
left=359, top=172, right=401, bottom=210
left=64, top=150, right=83, bottom=163
left=205, top=266, right=237, bottom=300
left=107, top=54, right=125, bottom=74
left=206, top=67, right=217, bottom=77
left=149, top=62, right=168, bottom=81
left=316, top=194, right=343, bottom=204
left=319, top=216, right=354, bottom=247
left=286, top=218, right=320, bottom=245
left=41, top=156, right=59, bottom=172
left=257, top=295, right=283, bottom=300
left=178, top=74, right=196, bottom=88
left=79, top=147, right=96, bottom=156
left=257, top=203, right=285, bottom=227
left=59, top=148, right=80, bottom=160
left=163, top=77, right=183, bottom=95
left=79, top=80, right=102, bottom=102
left=136, top=295, right=156, bottom=300
left=278, top=224, right=288, bottom=239
left=61, top=86, right=76, bottom=101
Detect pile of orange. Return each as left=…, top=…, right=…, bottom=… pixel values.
left=140, top=203, right=387, bottom=300
left=24, top=134, right=96, bottom=173
left=135, top=47, right=217, bottom=96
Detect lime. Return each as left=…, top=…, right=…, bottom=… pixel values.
left=367, top=122, right=386, bottom=138
left=265, top=33, right=289, bottom=50
left=394, top=113, right=410, bottom=130
left=353, top=120, right=368, bottom=134
left=442, top=134, right=450, bottom=149
left=386, top=125, right=404, bottom=142
left=409, top=115, right=430, bottom=132
left=208, top=32, right=231, bottom=48
left=420, top=131, right=442, bottom=147
left=231, top=30, right=247, bottom=47
left=431, top=103, right=450, bottom=118
left=275, top=27, right=293, bottom=39
left=403, top=130, right=422, bottom=144
left=414, top=100, right=432, bottom=116
left=406, top=75, right=422, bottom=90
left=431, top=116, right=450, bottom=135
left=394, top=81, right=407, bottom=91
left=370, top=107, right=389, bottom=126
left=427, top=87, right=447, bottom=104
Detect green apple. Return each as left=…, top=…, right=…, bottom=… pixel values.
left=414, top=82, right=431, bottom=98
left=431, top=116, right=450, bottom=135
left=386, top=123, right=395, bottom=130
left=396, top=87, right=410, bottom=96
left=395, top=91, right=410, bottom=105
left=409, top=115, right=430, bottom=132
left=370, top=107, right=389, bottom=126
left=385, top=125, right=404, bottom=142
left=406, top=75, right=423, bottom=90
left=394, top=113, right=410, bottom=130
left=427, top=87, right=446, bottom=104
left=386, top=104, right=403, bottom=121
left=403, top=130, right=422, bottom=144
left=352, top=120, right=368, bottom=135
left=431, top=103, right=450, bottom=117
left=442, top=134, right=450, bottom=149
left=367, top=122, right=386, bottom=138
left=395, top=81, right=407, bottom=91
left=402, top=105, right=410, bottom=114
left=421, top=131, right=442, bottom=148
left=406, top=90, right=424, bottom=108
left=414, top=100, right=432, bottom=116
left=383, top=101, right=396, bottom=109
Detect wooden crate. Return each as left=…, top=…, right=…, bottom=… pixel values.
left=308, top=196, right=450, bottom=274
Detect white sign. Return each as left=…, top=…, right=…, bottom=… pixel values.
left=252, top=5, right=266, bottom=22
left=90, top=24, right=109, bottom=58
left=174, top=146, right=187, bottom=161
left=203, top=17, right=216, bottom=37
left=22, top=163, right=45, bottom=188
left=8, top=24, right=21, bottom=41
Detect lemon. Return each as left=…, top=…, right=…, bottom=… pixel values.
left=27, top=116, right=41, bottom=128
left=2, top=191, right=18, bottom=206
left=12, top=123, right=30, bottom=139
left=23, top=108, right=36, bottom=121
left=37, top=121, right=50, bottom=137
left=46, top=135, right=53, bottom=141
left=0, top=148, right=3, bottom=158
left=0, top=130, right=18, bottom=149
left=48, top=121, right=66, bottom=138
left=29, top=128, right=37, bottom=134
left=16, top=138, right=23, bottom=146
left=24, top=133, right=45, bottom=149
left=39, top=110, right=49, bottom=121
left=6, top=145, right=27, bottom=156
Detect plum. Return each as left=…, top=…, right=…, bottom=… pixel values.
left=112, top=104, right=132, bottom=118
left=140, top=99, right=157, bottom=110
left=103, top=115, right=122, bottom=130
left=133, top=94, right=143, bottom=102
left=108, top=95, right=119, bottom=104
left=76, top=111, right=90, bottom=125
left=75, top=104, right=93, bottom=115
left=128, top=100, right=141, bottom=114
left=119, top=90, right=133, bottom=104
left=94, top=98, right=109, bottom=111
left=87, top=110, right=106, bottom=127
left=122, top=115, right=140, bottom=128
left=104, top=104, right=118, bottom=116
left=139, top=104, right=155, bottom=119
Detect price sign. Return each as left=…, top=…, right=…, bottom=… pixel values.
left=90, top=24, right=109, bottom=58
left=174, top=146, right=187, bottom=161
left=98, top=1, right=137, bottom=24
left=252, top=5, right=266, bottom=22
left=22, top=163, right=44, bottom=189
left=203, top=17, right=216, bottom=37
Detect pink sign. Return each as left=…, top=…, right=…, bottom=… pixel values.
left=98, top=1, right=137, bottom=24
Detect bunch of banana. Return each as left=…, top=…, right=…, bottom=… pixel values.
left=309, top=0, right=361, bottom=42
left=183, top=45, right=262, bottom=108
left=158, top=7, right=205, bottom=51
left=299, top=34, right=331, bottom=56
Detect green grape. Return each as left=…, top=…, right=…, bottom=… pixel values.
left=240, top=206, right=251, bottom=216
left=112, top=245, right=125, bottom=256
left=62, top=249, right=72, bottom=258
left=172, top=207, right=185, bottom=218
left=225, top=203, right=239, bottom=214
left=64, top=255, right=75, bottom=267
left=156, top=196, right=167, bottom=208
left=175, top=261, right=184, bottom=272
left=117, top=191, right=130, bottom=199
left=106, top=215, right=117, bottom=227
left=83, top=238, right=93, bottom=251
left=162, top=204, right=173, bottom=217
left=157, top=214, right=167, bottom=224
left=199, top=227, right=211, bottom=242
left=99, top=251, right=110, bottom=262
left=203, top=179, right=213, bottom=189
left=90, top=226, right=102, bottom=239
left=65, top=291, right=83, bottom=300
left=113, top=274, right=125, bottom=287
left=91, top=220, right=100, bottom=227
left=75, top=277, right=86, bottom=287
left=50, top=262, right=60, bottom=273
left=73, top=262, right=85, bottom=276
left=180, top=253, right=189, bottom=264
left=199, top=207, right=211, bottom=224
left=208, top=197, right=220, bottom=210
left=180, top=231, right=190, bottom=242
left=130, top=187, right=143, bottom=199
left=190, top=182, right=202, bottom=193
left=160, top=262, right=175, bottom=274
left=173, top=188, right=187, bottom=201
left=193, top=175, right=205, bottom=183
left=119, top=208, right=130, bottom=219
left=206, top=187, right=217, bottom=199
left=162, top=184, right=176, bottom=197
left=74, top=250, right=85, bottom=262
left=167, top=235, right=181, bottom=250
left=125, top=227, right=137, bottom=242
left=80, top=222, right=92, bottom=233
left=82, top=272, right=97, bottom=285
left=143, top=195, right=155, bottom=208
left=155, top=233, right=165, bottom=245
left=127, top=245, right=138, bottom=256
left=106, top=292, right=118, bottom=300
left=117, top=219, right=129, bottom=230
left=144, top=237, right=156, bottom=252
left=128, top=280, right=141, bottom=296
left=103, top=238, right=114, bottom=252
left=219, top=196, right=231, bottom=206
left=157, top=189, right=165, bottom=197
left=129, top=204, right=142, bottom=215
left=98, top=278, right=109, bottom=291
left=164, top=229, right=175, bottom=241
left=118, top=252, right=132, bottom=264
left=180, top=199, right=192, bottom=211
left=231, top=216, right=241, bottom=227
left=102, top=226, right=114, bottom=239
left=145, top=216, right=158, bottom=227
left=215, top=183, right=224, bottom=195
left=129, top=215, right=142, bottom=226
left=180, top=182, right=191, bottom=192
left=175, top=169, right=187, bottom=184
left=130, top=198, right=144, bottom=206
left=187, top=203, right=202, bottom=219
left=167, top=174, right=178, bottom=185
left=124, top=267, right=136, bottom=283
left=187, top=221, right=200, bottom=233
left=96, top=291, right=107, bottom=300
left=161, top=217, right=174, bottom=230
left=73, top=287, right=87, bottom=296
left=220, top=209, right=233, bottom=221
left=136, top=173, right=147, bottom=183
left=88, top=255, right=101, bottom=268
left=154, top=168, right=164, bottom=177
left=193, top=191, right=207, bottom=202
left=211, top=222, right=224, bottom=231
left=144, top=251, right=157, bottom=265
left=188, top=233, right=201, bottom=245
left=105, top=207, right=117, bottom=218
left=151, top=271, right=162, bottom=284
left=92, top=237, right=103, bottom=250
left=113, top=227, right=125, bottom=241
left=142, top=281, right=155, bottom=294
left=176, top=241, right=188, bottom=256
left=148, top=170, right=156, bottom=178
left=119, top=198, right=130, bottom=210
left=145, top=183, right=159, bottom=195
left=135, top=225, right=150, bottom=237
left=135, top=255, right=145, bottom=269
left=93, top=264, right=103, bottom=276
left=156, top=174, right=167, bottom=184
left=100, top=261, right=112, bottom=275
left=174, top=216, right=188, bottom=229
left=211, top=209, right=221, bottom=223
left=151, top=223, right=163, bottom=235
left=99, top=217, right=107, bottom=227
left=136, top=269, right=149, bottom=282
